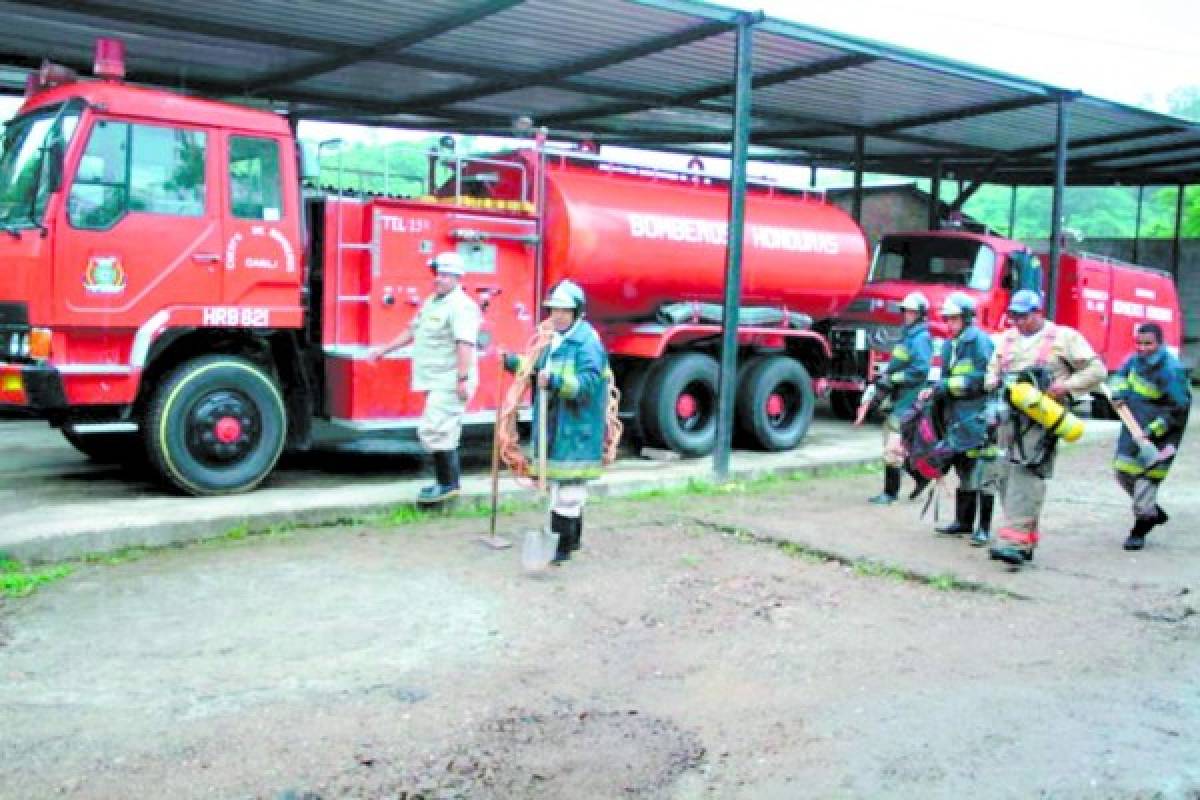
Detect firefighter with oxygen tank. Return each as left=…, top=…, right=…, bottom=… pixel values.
left=919, top=292, right=995, bottom=545
left=983, top=289, right=1106, bottom=566
left=867, top=291, right=933, bottom=504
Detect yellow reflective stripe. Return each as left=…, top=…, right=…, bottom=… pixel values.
left=1128, top=371, right=1163, bottom=399
left=1113, top=457, right=1144, bottom=475
left=1146, top=467, right=1169, bottom=479
left=947, top=375, right=967, bottom=395
left=1108, top=376, right=1129, bottom=392
left=1146, top=418, right=1168, bottom=436
left=950, top=362, right=974, bottom=375
left=891, top=345, right=910, bottom=361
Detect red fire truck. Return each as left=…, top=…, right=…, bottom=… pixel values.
left=825, top=227, right=1183, bottom=418
left=0, top=43, right=870, bottom=495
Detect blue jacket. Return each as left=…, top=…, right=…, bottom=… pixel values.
left=883, top=320, right=932, bottom=421
left=933, top=324, right=994, bottom=453
left=508, top=320, right=612, bottom=481
left=1110, top=346, right=1191, bottom=480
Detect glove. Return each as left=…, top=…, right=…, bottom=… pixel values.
left=501, top=352, right=520, bottom=374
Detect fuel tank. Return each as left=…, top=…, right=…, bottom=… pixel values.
left=538, top=159, right=869, bottom=322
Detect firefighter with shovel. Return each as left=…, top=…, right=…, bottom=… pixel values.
left=1108, top=322, right=1191, bottom=551
left=503, top=280, right=613, bottom=565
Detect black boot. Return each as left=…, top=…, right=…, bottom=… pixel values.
left=936, top=490, right=977, bottom=536
left=1155, top=505, right=1169, bottom=526
left=905, top=466, right=931, bottom=500
left=1123, top=516, right=1156, bottom=551
left=568, top=512, right=583, bottom=553
left=970, top=492, right=994, bottom=547
left=417, top=450, right=461, bottom=505
left=869, top=467, right=901, bottom=505
left=550, top=512, right=574, bottom=564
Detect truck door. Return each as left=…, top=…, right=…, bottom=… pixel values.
left=221, top=133, right=302, bottom=313
left=56, top=117, right=220, bottom=330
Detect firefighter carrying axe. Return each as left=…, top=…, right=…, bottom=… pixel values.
left=1099, top=384, right=1176, bottom=468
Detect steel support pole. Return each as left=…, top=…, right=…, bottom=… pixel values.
left=1172, top=184, right=1186, bottom=279
left=852, top=133, right=865, bottom=223
left=1008, top=185, right=1018, bottom=238
left=713, top=14, right=755, bottom=482
left=928, top=159, right=942, bottom=229
left=1046, top=96, right=1070, bottom=319
left=1132, top=185, right=1144, bottom=263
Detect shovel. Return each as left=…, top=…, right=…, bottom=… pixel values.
left=479, top=354, right=513, bottom=550
left=521, top=385, right=559, bottom=573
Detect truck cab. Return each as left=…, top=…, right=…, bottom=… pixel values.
left=0, top=60, right=306, bottom=493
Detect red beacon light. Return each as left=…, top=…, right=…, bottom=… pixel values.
left=94, top=37, right=125, bottom=81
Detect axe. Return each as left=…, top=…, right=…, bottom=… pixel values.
left=1100, top=384, right=1176, bottom=467
left=853, top=383, right=879, bottom=427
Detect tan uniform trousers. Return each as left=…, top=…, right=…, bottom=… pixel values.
left=550, top=482, right=588, bottom=519
left=417, top=383, right=475, bottom=452
left=996, top=420, right=1056, bottom=535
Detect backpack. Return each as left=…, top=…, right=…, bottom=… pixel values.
left=898, top=397, right=956, bottom=480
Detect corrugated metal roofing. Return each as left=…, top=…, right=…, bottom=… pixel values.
left=0, top=0, right=1195, bottom=186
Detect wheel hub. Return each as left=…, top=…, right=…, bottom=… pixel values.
left=676, top=393, right=698, bottom=420
left=766, top=393, right=785, bottom=418
left=187, top=390, right=261, bottom=465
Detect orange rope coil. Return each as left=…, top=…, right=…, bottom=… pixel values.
left=495, top=323, right=622, bottom=483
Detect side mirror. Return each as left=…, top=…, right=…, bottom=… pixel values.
left=44, top=139, right=65, bottom=193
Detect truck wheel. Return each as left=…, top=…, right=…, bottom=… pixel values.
left=641, top=352, right=719, bottom=457
left=736, top=356, right=815, bottom=451
left=62, top=429, right=140, bottom=464
left=829, top=389, right=862, bottom=421
left=145, top=356, right=287, bottom=496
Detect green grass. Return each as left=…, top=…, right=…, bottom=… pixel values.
left=0, top=558, right=74, bottom=598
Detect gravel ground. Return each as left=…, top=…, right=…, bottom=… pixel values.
left=0, top=424, right=1197, bottom=799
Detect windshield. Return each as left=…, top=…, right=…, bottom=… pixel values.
left=869, top=235, right=997, bottom=291
left=0, top=103, right=81, bottom=227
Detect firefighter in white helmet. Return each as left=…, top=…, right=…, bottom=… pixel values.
left=370, top=251, right=481, bottom=504
left=920, top=291, right=996, bottom=544
left=504, top=279, right=612, bottom=564
left=869, top=291, right=933, bottom=504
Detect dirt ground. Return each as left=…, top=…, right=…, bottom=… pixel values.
left=1, top=425, right=1198, bottom=799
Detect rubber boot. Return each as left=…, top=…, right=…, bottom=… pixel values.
left=869, top=467, right=901, bottom=505
left=936, top=490, right=977, bottom=536
left=417, top=450, right=461, bottom=505
left=970, top=492, right=994, bottom=547
left=568, top=512, right=583, bottom=553
left=990, top=529, right=1038, bottom=566
left=550, top=512, right=574, bottom=564
left=1123, top=516, right=1156, bottom=551
left=905, top=466, right=931, bottom=500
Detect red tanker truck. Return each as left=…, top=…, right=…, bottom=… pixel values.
left=0, top=43, right=870, bottom=495
left=824, top=228, right=1183, bottom=418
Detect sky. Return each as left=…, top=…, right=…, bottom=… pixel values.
left=726, top=0, right=1198, bottom=113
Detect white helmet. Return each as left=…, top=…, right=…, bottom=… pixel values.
left=897, top=291, right=929, bottom=314
left=544, top=279, right=586, bottom=313
left=941, top=291, right=976, bottom=318
left=428, top=251, right=465, bottom=276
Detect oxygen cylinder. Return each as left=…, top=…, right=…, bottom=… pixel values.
left=1007, top=382, right=1085, bottom=442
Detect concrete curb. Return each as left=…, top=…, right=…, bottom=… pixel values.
left=4, top=455, right=882, bottom=564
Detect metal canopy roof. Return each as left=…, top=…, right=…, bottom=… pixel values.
left=0, top=0, right=1197, bottom=186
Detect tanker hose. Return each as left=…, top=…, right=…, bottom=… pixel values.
left=496, top=324, right=623, bottom=483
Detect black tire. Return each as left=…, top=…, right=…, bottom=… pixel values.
left=735, top=356, right=815, bottom=451
left=61, top=429, right=141, bottom=464
left=640, top=352, right=719, bottom=457
left=829, top=389, right=863, bottom=421
left=145, top=356, right=287, bottom=496
left=616, top=361, right=653, bottom=446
